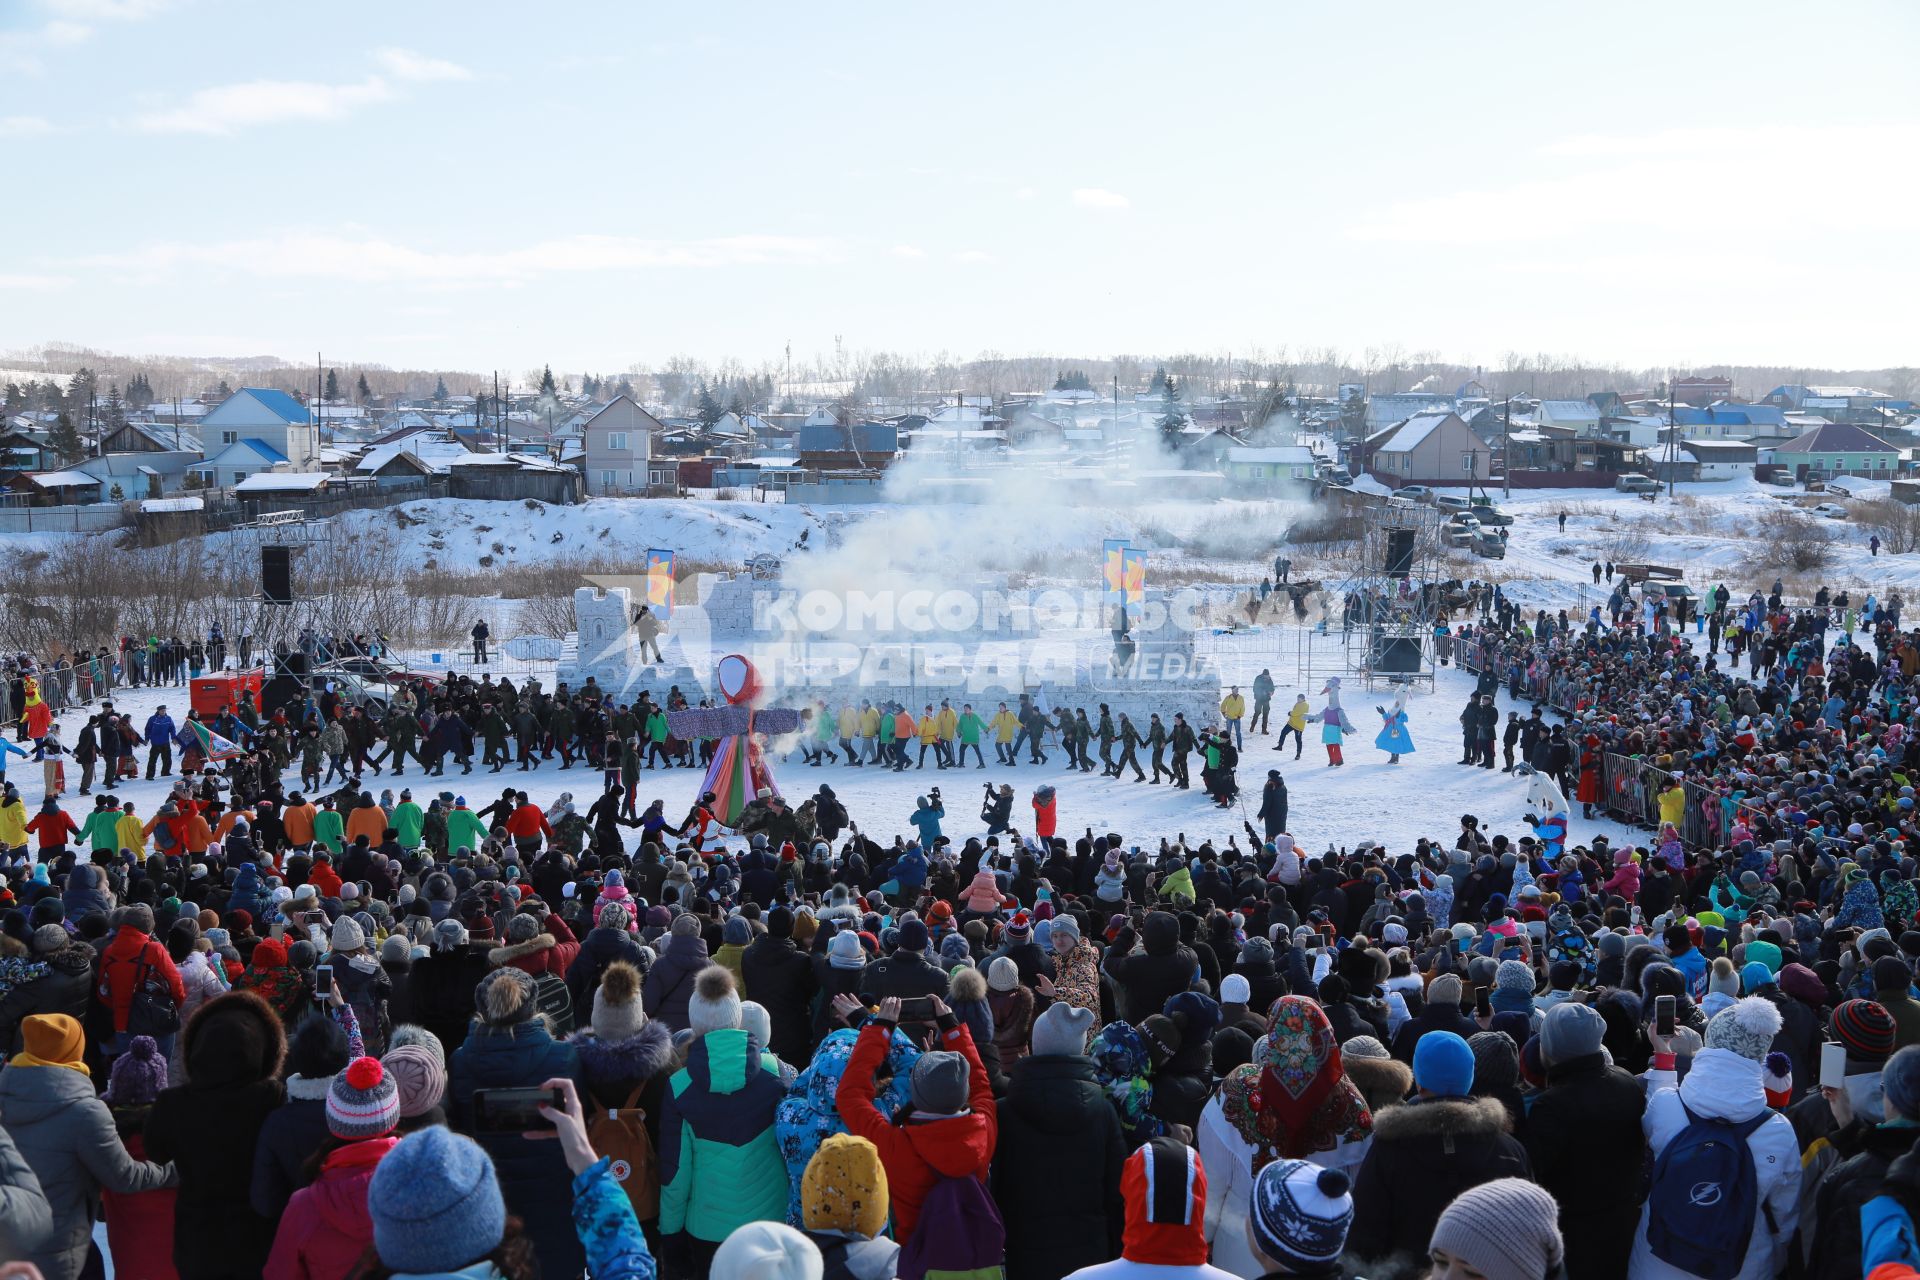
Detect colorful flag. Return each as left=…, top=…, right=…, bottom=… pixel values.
left=1121, top=547, right=1147, bottom=607
left=645, top=548, right=675, bottom=617
left=185, top=719, right=245, bottom=762
left=1102, top=538, right=1128, bottom=607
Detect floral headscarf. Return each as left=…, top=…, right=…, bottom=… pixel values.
left=1218, top=996, right=1371, bottom=1169
left=1091, top=1022, right=1164, bottom=1146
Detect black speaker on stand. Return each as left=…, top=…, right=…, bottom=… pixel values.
left=261, top=545, right=293, bottom=605
left=1373, top=635, right=1423, bottom=674
left=1383, top=528, right=1416, bottom=578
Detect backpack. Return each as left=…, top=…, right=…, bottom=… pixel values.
left=585, top=1084, right=658, bottom=1219
left=531, top=971, right=574, bottom=1036
left=105, top=947, right=181, bottom=1039
left=898, top=1174, right=1004, bottom=1280
left=1645, top=1100, right=1773, bottom=1280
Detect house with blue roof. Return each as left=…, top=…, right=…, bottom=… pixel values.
left=1672, top=402, right=1793, bottom=442
left=192, top=387, right=321, bottom=487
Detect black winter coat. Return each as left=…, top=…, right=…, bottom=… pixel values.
left=740, top=935, right=815, bottom=1061
left=858, top=949, right=950, bottom=1002
left=811, top=957, right=867, bottom=1044
left=1524, top=1052, right=1646, bottom=1280
left=404, top=947, right=493, bottom=1061
left=1102, top=912, right=1198, bottom=1024
left=992, top=1055, right=1126, bottom=1280
left=247, top=1083, right=331, bottom=1218
left=1348, top=1095, right=1530, bottom=1266
left=143, top=992, right=287, bottom=1280
left=641, top=932, right=710, bottom=1032
left=1812, top=1121, right=1920, bottom=1280
left=1389, top=999, right=1481, bottom=1064
left=565, top=925, right=647, bottom=1013
left=0, top=943, right=93, bottom=1054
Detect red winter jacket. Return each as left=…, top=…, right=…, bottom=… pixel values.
left=836, top=1018, right=996, bottom=1241
left=263, top=1135, right=396, bottom=1280
left=504, top=803, right=553, bottom=842
left=102, top=1129, right=178, bottom=1280
left=98, top=927, right=188, bottom=1033
left=488, top=914, right=581, bottom=979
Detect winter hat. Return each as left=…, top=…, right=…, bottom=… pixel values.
left=1005, top=910, right=1032, bottom=941
left=908, top=1050, right=970, bottom=1115
left=432, top=919, right=469, bottom=952
left=368, top=1128, right=506, bottom=1274
left=1120, top=1138, right=1209, bottom=1265
left=1470, top=1031, right=1520, bottom=1092
left=381, top=1045, right=446, bottom=1119
left=1764, top=1053, right=1794, bottom=1109
left=1428, top=973, right=1465, bottom=1009
left=895, top=918, right=929, bottom=954
left=987, top=956, right=1019, bottom=993
left=709, top=1221, right=822, bottom=1280
left=30, top=923, right=67, bottom=955
left=740, top=1001, right=773, bottom=1053
left=1413, top=1030, right=1476, bottom=1098
left=1030, top=1002, right=1094, bottom=1057
left=1703, top=996, right=1785, bottom=1062
left=1741, top=961, right=1774, bottom=995
left=1834, top=999, right=1898, bottom=1063
left=1249, top=1160, right=1353, bottom=1272
left=1884, top=1046, right=1920, bottom=1121
left=688, top=965, right=743, bottom=1037
left=723, top=915, right=753, bottom=946
left=1220, top=973, right=1251, bottom=1005
left=331, top=916, right=365, bottom=952
left=328, top=1056, right=401, bottom=1139
left=1538, top=1002, right=1607, bottom=1067
left=800, top=1133, right=889, bottom=1239
left=827, top=928, right=866, bottom=969
left=1874, top=955, right=1915, bottom=995
left=474, top=966, right=539, bottom=1027
left=288, top=1008, right=351, bottom=1080
left=1342, top=1035, right=1390, bottom=1060
left=1212, top=1026, right=1255, bottom=1077
left=939, top=934, right=972, bottom=968
left=1429, top=1178, right=1564, bottom=1280
left=671, top=912, right=700, bottom=937
left=1052, top=915, right=1081, bottom=946
left=103, top=1034, right=168, bottom=1105
left=1708, top=956, right=1741, bottom=999
left=592, top=961, right=647, bottom=1041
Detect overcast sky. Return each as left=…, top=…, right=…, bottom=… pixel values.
left=2, top=0, right=1915, bottom=377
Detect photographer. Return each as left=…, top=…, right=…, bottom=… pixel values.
left=981, top=782, right=1014, bottom=835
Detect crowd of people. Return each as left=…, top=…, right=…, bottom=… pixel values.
left=10, top=570, right=1920, bottom=1280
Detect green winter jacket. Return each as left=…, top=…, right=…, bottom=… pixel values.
left=390, top=800, right=425, bottom=849
left=313, top=809, right=344, bottom=854
left=446, top=807, right=489, bottom=855
left=658, top=1027, right=787, bottom=1243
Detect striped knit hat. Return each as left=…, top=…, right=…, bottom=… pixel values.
left=328, top=1056, right=400, bottom=1139
left=1833, top=999, right=1897, bottom=1064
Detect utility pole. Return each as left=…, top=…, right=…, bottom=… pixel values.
left=1667, top=384, right=1677, bottom=499
left=1503, top=396, right=1512, bottom=500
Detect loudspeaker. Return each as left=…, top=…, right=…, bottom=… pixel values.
left=274, top=650, right=309, bottom=678
left=1383, top=528, right=1416, bottom=577
left=261, top=673, right=306, bottom=716
left=261, top=545, right=293, bottom=605
left=1373, top=635, right=1423, bottom=673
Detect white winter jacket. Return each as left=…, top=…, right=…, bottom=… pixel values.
left=1629, top=1047, right=1799, bottom=1280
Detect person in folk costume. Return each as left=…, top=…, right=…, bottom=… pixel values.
left=1308, top=678, right=1355, bottom=768
left=1373, top=683, right=1415, bottom=765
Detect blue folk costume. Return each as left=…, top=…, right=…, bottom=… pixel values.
left=1374, top=691, right=1415, bottom=759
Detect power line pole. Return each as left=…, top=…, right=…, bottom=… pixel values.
left=1503, top=396, right=1512, bottom=500
left=1667, top=383, right=1677, bottom=499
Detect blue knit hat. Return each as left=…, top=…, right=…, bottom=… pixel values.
left=1741, top=961, right=1774, bottom=995
left=1413, top=1030, right=1476, bottom=1098
left=368, top=1127, right=506, bottom=1273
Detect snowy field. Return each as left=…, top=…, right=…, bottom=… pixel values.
left=34, top=636, right=1640, bottom=864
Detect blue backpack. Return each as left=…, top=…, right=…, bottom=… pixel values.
left=1645, top=1100, right=1773, bottom=1280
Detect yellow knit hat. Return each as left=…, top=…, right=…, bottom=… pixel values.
left=802, top=1133, right=889, bottom=1238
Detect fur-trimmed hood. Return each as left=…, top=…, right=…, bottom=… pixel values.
left=486, top=934, right=556, bottom=966
left=181, top=988, right=287, bottom=1089
left=569, top=1019, right=676, bottom=1085
left=1367, top=1093, right=1510, bottom=1143
left=1343, top=1054, right=1414, bottom=1114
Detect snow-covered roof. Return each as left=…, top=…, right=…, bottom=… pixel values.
left=1373, top=411, right=1453, bottom=452
left=235, top=472, right=329, bottom=493
left=140, top=496, right=204, bottom=513
left=19, top=469, right=97, bottom=487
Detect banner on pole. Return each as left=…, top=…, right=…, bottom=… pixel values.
left=645, top=548, right=675, bottom=617
left=1102, top=538, right=1127, bottom=608
left=1121, top=547, right=1147, bottom=608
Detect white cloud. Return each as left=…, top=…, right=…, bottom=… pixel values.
left=134, top=76, right=397, bottom=134
left=1072, top=187, right=1130, bottom=210
left=954, top=249, right=996, bottom=264
left=66, top=230, right=844, bottom=284
left=41, top=20, right=93, bottom=44
left=39, top=0, right=172, bottom=18
left=888, top=245, right=926, bottom=259
left=0, top=115, right=56, bottom=136
left=0, top=273, right=73, bottom=290
left=372, top=46, right=473, bottom=83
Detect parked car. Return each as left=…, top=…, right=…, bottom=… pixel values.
left=1615, top=473, right=1661, bottom=494
left=1470, top=529, right=1506, bottom=559
left=1468, top=503, right=1514, bottom=526
left=1442, top=516, right=1481, bottom=548
left=1393, top=484, right=1433, bottom=502
left=1434, top=494, right=1470, bottom=512
left=310, top=669, right=393, bottom=714
left=1811, top=502, right=1850, bottom=519
left=1641, top=581, right=1700, bottom=607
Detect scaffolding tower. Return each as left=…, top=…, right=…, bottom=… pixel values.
left=1293, top=500, right=1446, bottom=692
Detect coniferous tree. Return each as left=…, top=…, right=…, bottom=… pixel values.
left=48, top=410, right=85, bottom=465
left=216, top=379, right=232, bottom=399
left=615, top=376, right=634, bottom=400
left=538, top=364, right=557, bottom=396
left=695, top=380, right=722, bottom=428
left=433, top=376, right=449, bottom=402
left=324, top=368, right=340, bottom=401
left=1157, top=376, right=1184, bottom=449
left=102, top=383, right=127, bottom=432
left=582, top=373, right=601, bottom=398
left=1148, top=366, right=1169, bottom=395
left=356, top=372, right=372, bottom=403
